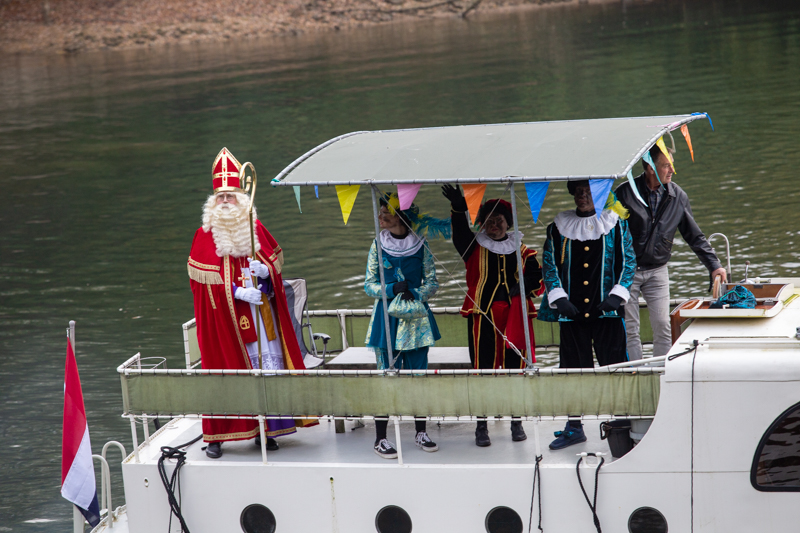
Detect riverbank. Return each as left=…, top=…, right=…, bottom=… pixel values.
left=1, top=0, right=597, bottom=55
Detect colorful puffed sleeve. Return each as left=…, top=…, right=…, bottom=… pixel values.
left=364, top=241, right=383, bottom=300
left=411, top=245, right=439, bottom=303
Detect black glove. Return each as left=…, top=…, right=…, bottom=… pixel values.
left=508, top=283, right=520, bottom=298
left=400, top=290, right=416, bottom=301
left=441, top=184, right=467, bottom=212
left=554, top=298, right=579, bottom=318
left=392, top=280, right=408, bottom=296
left=598, top=294, right=624, bottom=312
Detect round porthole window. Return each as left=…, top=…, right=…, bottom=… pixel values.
left=485, top=506, right=523, bottom=533
left=628, top=507, right=667, bottom=533
left=240, top=504, right=276, bottom=533
left=375, top=505, right=412, bottom=533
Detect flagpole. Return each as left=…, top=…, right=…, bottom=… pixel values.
left=509, top=184, right=534, bottom=369
left=68, top=320, right=84, bottom=533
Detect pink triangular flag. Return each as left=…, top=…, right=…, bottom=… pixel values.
left=397, top=183, right=422, bottom=211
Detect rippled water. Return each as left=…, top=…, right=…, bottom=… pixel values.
left=1, top=0, right=799, bottom=529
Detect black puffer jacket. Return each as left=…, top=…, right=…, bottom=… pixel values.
left=615, top=175, right=722, bottom=273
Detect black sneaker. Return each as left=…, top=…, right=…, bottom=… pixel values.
left=475, top=424, right=491, bottom=447
left=511, top=421, right=527, bottom=442
left=206, top=442, right=222, bottom=459
left=374, top=438, right=398, bottom=459
left=415, top=431, right=439, bottom=452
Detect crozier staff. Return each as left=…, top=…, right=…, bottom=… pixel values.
left=187, top=147, right=314, bottom=459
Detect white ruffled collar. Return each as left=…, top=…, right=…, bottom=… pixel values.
left=476, top=230, right=523, bottom=255
left=380, top=230, right=424, bottom=257
left=553, top=210, right=619, bottom=241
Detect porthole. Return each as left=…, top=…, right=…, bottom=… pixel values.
left=240, top=504, right=276, bottom=533
left=751, top=401, right=800, bottom=491
left=485, top=506, right=522, bottom=533
left=375, top=505, right=412, bottom=533
left=628, top=507, right=667, bottom=533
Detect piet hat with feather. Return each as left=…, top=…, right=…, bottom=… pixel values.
left=380, top=192, right=452, bottom=240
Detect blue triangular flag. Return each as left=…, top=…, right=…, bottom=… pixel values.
left=524, top=182, right=549, bottom=223
left=315, top=186, right=319, bottom=199
left=626, top=169, right=647, bottom=205
left=293, top=186, right=302, bottom=213
left=692, top=111, right=714, bottom=131
left=589, top=179, right=614, bottom=214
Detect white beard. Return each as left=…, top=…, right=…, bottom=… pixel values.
left=202, top=193, right=261, bottom=258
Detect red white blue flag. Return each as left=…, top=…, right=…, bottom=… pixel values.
left=61, top=338, right=101, bottom=527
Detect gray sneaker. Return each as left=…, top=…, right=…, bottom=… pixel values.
left=415, top=431, right=439, bottom=452
left=374, top=438, right=398, bottom=459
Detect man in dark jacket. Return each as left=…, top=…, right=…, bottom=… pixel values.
left=616, top=146, right=727, bottom=360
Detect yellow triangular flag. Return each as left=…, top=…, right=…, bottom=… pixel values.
left=680, top=124, right=695, bottom=162
left=335, top=184, right=360, bottom=225
left=656, top=136, right=676, bottom=174
left=462, top=183, right=487, bottom=225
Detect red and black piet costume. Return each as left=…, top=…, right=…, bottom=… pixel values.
left=450, top=200, right=543, bottom=369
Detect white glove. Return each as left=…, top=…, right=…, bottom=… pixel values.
left=248, top=258, right=270, bottom=279
left=234, top=286, right=263, bottom=305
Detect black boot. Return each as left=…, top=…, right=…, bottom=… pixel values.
left=206, top=442, right=222, bottom=459
left=475, top=421, right=491, bottom=447
left=511, top=421, right=527, bottom=442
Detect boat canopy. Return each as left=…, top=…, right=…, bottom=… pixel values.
left=273, top=114, right=710, bottom=186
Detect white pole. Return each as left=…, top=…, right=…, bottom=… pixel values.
left=393, top=416, right=403, bottom=465
left=370, top=185, right=395, bottom=369
left=509, top=183, right=534, bottom=367
left=258, top=416, right=268, bottom=464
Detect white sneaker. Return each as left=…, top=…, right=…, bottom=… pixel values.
left=415, top=431, right=439, bottom=452
left=374, top=438, right=398, bottom=459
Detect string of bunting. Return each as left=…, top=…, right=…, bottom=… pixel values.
left=286, top=119, right=705, bottom=224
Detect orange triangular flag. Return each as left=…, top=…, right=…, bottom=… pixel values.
left=680, top=124, right=695, bottom=162
left=462, top=184, right=487, bottom=225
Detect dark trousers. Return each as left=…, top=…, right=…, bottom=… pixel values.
left=559, top=318, right=627, bottom=368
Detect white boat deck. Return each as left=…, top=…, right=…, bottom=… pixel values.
left=133, top=416, right=623, bottom=467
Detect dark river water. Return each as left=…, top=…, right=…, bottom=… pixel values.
left=1, top=0, right=799, bottom=529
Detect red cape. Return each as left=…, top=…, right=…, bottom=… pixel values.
left=188, top=220, right=309, bottom=442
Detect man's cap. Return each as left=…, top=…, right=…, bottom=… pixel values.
left=212, top=147, right=243, bottom=193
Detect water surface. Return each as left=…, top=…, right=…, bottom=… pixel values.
left=1, top=0, right=799, bottom=529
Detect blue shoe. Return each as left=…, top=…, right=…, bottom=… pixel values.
left=549, top=425, right=587, bottom=450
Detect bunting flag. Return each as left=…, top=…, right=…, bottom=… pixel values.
left=589, top=179, right=614, bottom=214
left=397, top=183, right=422, bottom=211
left=462, top=184, right=487, bottom=225
left=642, top=151, right=662, bottom=187
left=314, top=186, right=319, bottom=199
left=627, top=169, right=647, bottom=205
left=293, top=186, right=302, bottom=213
left=61, top=338, right=101, bottom=528
left=655, top=137, right=676, bottom=173
left=524, top=182, right=549, bottom=223
left=335, top=184, right=360, bottom=225
left=692, top=111, right=714, bottom=131
left=680, top=124, right=695, bottom=162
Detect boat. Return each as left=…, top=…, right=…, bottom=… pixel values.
left=81, top=115, right=800, bottom=533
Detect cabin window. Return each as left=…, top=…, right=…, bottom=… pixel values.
left=751, top=401, right=800, bottom=491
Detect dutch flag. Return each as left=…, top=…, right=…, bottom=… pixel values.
left=61, top=338, right=101, bottom=527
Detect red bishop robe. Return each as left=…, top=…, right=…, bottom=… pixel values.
left=188, top=220, right=309, bottom=442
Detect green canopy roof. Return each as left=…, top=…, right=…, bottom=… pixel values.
left=273, top=114, right=709, bottom=186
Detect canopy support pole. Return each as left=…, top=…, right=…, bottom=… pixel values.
left=509, top=182, right=534, bottom=369
left=370, top=185, right=395, bottom=369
